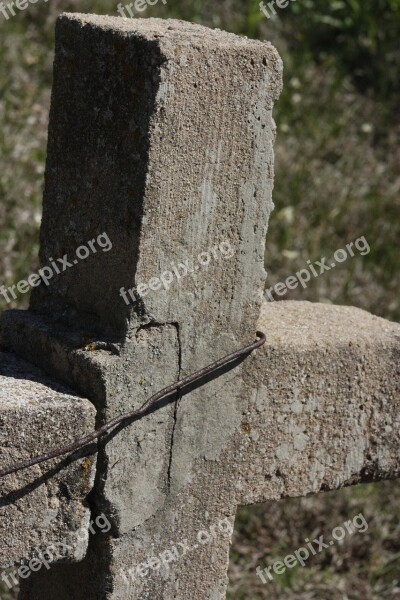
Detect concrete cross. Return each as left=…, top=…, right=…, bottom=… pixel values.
left=1, top=14, right=399, bottom=600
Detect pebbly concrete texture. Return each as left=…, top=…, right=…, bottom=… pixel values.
left=1, top=11, right=398, bottom=600
left=0, top=351, right=96, bottom=569
left=15, top=301, right=400, bottom=599
left=1, top=13, right=283, bottom=534
left=0, top=14, right=283, bottom=598
left=30, top=13, right=283, bottom=340
left=0, top=311, right=180, bottom=535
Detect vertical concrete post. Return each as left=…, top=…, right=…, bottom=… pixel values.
left=1, top=14, right=282, bottom=599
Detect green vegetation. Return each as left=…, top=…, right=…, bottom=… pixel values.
left=229, top=481, right=400, bottom=599
left=281, top=0, right=400, bottom=102
left=0, top=1, right=399, bottom=598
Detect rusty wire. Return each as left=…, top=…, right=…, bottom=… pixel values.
left=0, top=331, right=266, bottom=479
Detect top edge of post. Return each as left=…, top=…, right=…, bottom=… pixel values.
left=57, top=12, right=281, bottom=54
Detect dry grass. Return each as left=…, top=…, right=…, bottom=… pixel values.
left=228, top=481, right=400, bottom=599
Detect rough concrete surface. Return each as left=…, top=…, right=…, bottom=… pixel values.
left=30, top=13, right=282, bottom=341
left=2, top=11, right=397, bottom=600
left=105, top=301, right=400, bottom=600
left=0, top=311, right=180, bottom=535
left=15, top=301, right=400, bottom=599
left=1, top=10, right=282, bottom=547
left=0, top=351, right=96, bottom=569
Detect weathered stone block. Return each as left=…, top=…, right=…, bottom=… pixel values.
left=3, top=11, right=397, bottom=600
left=1, top=14, right=283, bottom=542
left=31, top=13, right=283, bottom=340
left=0, top=351, right=96, bottom=569
left=17, top=301, right=400, bottom=599
left=0, top=311, right=180, bottom=535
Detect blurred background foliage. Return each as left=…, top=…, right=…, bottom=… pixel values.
left=0, top=1, right=399, bottom=598
left=281, top=0, right=400, bottom=102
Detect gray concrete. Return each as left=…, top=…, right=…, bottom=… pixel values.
left=0, top=12, right=282, bottom=533
left=31, top=13, right=283, bottom=340
left=0, top=351, right=96, bottom=569
left=1, top=11, right=398, bottom=600
left=0, top=13, right=283, bottom=598
left=14, top=301, right=400, bottom=599
left=106, top=301, right=400, bottom=600
left=0, top=311, right=180, bottom=534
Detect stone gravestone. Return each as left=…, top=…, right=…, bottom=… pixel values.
left=0, top=13, right=399, bottom=600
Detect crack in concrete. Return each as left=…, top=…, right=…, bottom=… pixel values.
left=167, top=321, right=181, bottom=492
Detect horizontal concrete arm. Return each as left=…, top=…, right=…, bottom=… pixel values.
left=0, top=351, right=96, bottom=569
left=233, top=300, right=400, bottom=506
